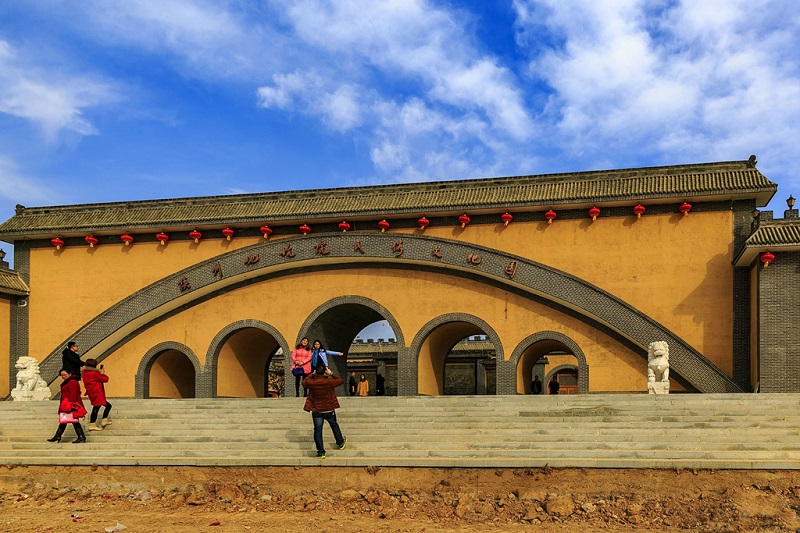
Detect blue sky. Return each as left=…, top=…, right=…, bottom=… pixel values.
left=1, top=0, right=799, bottom=272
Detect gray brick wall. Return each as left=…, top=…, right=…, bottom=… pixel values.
left=758, top=251, right=800, bottom=392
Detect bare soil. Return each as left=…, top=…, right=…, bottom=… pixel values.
left=1, top=466, right=799, bottom=532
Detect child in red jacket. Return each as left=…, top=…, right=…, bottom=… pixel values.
left=82, top=358, right=112, bottom=431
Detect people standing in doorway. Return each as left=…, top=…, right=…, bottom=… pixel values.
left=303, top=363, right=347, bottom=459
left=357, top=374, right=369, bottom=396
left=376, top=373, right=385, bottom=396
left=548, top=378, right=560, bottom=395
left=310, top=340, right=343, bottom=368
left=47, top=369, right=87, bottom=443
left=290, top=338, right=312, bottom=398
left=531, top=375, right=543, bottom=395
left=61, top=341, right=84, bottom=379
left=349, top=372, right=357, bottom=397
left=82, top=359, right=112, bottom=431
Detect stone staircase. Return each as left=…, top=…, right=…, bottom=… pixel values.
left=0, top=394, right=798, bottom=469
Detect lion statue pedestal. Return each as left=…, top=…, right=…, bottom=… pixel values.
left=647, top=341, right=670, bottom=395
left=11, top=356, right=51, bottom=401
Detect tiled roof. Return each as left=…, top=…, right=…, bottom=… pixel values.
left=0, top=269, right=29, bottom=296
left=0, top=160, right=776, bottom=240
left=745, top=223, right=800, bottom=247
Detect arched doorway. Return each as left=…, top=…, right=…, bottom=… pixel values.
left=136, top=342, right=200, bottom=399
left=409, top=314, right=502, bottom=396
left=206, top=320, right=290, bottom=398
left=510, top=332, right=589, bottom=394
left=299, top=296, right=404, bottom=396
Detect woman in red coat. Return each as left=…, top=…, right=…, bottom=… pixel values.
left=47, top=369, right=87, bottom=443
left=82, top=358, right=112, bottom=431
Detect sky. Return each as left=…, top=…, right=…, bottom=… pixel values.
left=1, top=0, right=799, bottom=273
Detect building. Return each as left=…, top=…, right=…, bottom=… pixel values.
left=0, top=158, right=797, bottom=398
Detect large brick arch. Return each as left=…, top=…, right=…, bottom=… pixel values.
left=36, top=233, right=743, bottom=393
left=297, top=296, right=406, bottom=394
left=503, top=331, right=589, bottom=394
left=203, top=319, right=291, bottom=398
left=135, top=341, right=202, bottom=399
left=405, top=313, right=504, bottom=396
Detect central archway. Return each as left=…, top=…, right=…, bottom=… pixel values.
left=298, top=296, right=405, bottom=395
left=507, top=331, right=589, bottom=394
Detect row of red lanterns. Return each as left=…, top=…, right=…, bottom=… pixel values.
left=49, top=202, right=698, bottom=250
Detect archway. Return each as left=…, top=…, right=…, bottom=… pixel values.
left=136, top=342, right=201, bottom=399
left=299, top=296, right=404, bottom=396
left=205, top=320, right=290, bottom=398
left=544, top=364, right=579, bottom=395
left=508, top=332, right=589, bottom=394
left=409, top=314, right=503, bottom=396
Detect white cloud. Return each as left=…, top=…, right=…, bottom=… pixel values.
left=0, top=39, right=118, bottom=139
left=0, top=156, right=53, bottom=203
left=513, top=0, right=800, bottom=181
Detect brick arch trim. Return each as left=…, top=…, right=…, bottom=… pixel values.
left=543, top=364, right=579, bottom=393
left=35, top=232, right=742, bottom=393
left=296, top=295, right=406, bottom=347
left=135, top=341, right=202, bottom=399
left=403, top=313, right=504, bottom=396
left=203, top=319, right=290, bottom=398
left=505, top=331, right=588, bottom=394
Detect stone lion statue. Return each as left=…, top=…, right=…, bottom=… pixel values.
left=647, top=341, right=669, bottom=383
left=14, top=356, right=49, bottom=392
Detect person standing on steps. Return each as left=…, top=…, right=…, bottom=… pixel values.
left=357, top=374, right=369, bottom=396
left=82, top=358, right=112, bottom=431
left=290, top=338, right=312, bottom=397
left=302, top=363, right=347, bottom=459
left=348, top=372, right=357, bottom=397
left=61, top=341, right=84, bottom=379
left=47, top=369, right=87, bottom=443
left=310, top=340, right=344, bottom=369
left=531, top=375, right=543, bottom=395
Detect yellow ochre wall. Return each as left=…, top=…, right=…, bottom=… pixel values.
left=25, top=210, right=734, bottom=388
left=100, top=269, right=645, bottom=397
left=0, top=297, right=10, bottom=396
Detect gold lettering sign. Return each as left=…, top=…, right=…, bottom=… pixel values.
left=467, top=254, right=482, bottom=265
left=314, top=241, right=330, bottom=255
left=244, top=254, right=261, bottom=265
left=211, top=262, right=223, bottom=278
left=391, top=239, right=404, bottom=257
left=279, top=244, right=295, bottom=258
left=504, top=260, right=518, bottom=279
left=178, top=276, right=191, bottom=292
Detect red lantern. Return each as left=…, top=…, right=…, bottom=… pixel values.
left=458, top=214, right=471, bottom=228
left=545, top=210, right=557, bottom=224
left=156, top=232, right=169, bottom=245
left=589, top=207, right=601, bottom=221
left=338, top=221, right=351, bottom=233
left=634, top=204, right=646, bottom=218
left=51, top=237, right=65, bottom=250
left=85, top=235, right=99, bottom=248
left=680, top=202, right=692, bottom=216
left=189, top=230, right=202, bottom=243
left=761, top=251, right=775, bottom=268
left=222, top=227, right=235, bottom=241
left=299, top=224, right=311, bottom=236
left=501, top=212, right=513, bottom=226
left=120, top=234, right=134, bottom=246
left=418, top=216, right=430, bottom=230
left=260, top=225, right=273, bottom=239
left=378, top=219, right=390, bottom=233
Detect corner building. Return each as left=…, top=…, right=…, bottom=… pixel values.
left=1, top=158, right=798, bottom=398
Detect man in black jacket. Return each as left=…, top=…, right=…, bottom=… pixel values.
left=61, top=341, right=84, bottom=379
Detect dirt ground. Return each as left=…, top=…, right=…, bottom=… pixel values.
left=1, top=466, right=799, bottom=532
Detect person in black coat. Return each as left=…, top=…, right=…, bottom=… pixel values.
left=61, top=341, right=84, bottom=379
left=348, top=372, right=357, bottom=397
left=376, top=373, right=385, bottom=396
left=531, top=375, right=543, bottom=395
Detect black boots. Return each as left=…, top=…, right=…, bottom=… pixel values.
left=73, top=424, right=86, bottom=444
left=47, top=425, right=66, bottom=442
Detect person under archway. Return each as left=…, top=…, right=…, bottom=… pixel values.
left=531, top=374, right=543, bottom=395
left=357, top=374, right=369, bottom=396
left=311, top=340, right=343, bottom=368
left=290, top=338, right=312, bottom=397
left=548, top=378, right=560, bottom=395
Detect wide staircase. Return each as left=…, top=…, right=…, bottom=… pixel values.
left=0, top=394, right=798, bottom=469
